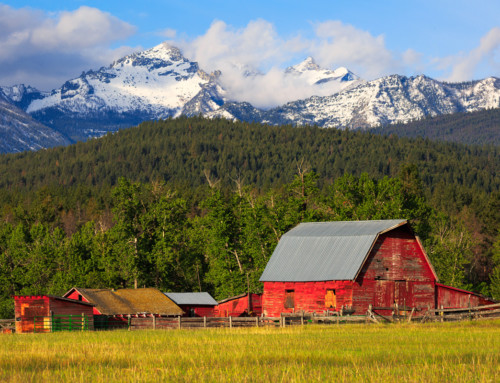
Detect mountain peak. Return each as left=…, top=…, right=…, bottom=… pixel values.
left=286, top=57, right=320, bottom=73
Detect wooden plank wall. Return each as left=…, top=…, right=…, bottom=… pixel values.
left=216, top=294, right=262, bottom=317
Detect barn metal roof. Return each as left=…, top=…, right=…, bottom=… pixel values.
left=259, top=220, right=407, bottom=282
left=164, top=292, right=218, bottom=306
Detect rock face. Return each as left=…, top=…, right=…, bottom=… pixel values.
left=1, top=42, right=499, bottom=153
left=0, top=94, right=69, bottom=154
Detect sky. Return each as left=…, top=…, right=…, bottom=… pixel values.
left=1, top=1, right=499, bottom=106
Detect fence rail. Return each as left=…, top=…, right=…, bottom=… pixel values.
left=6, top=303, right=499, bottom=333
left=421, top=303, right=500, bottom=323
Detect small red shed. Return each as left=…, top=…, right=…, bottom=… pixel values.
left=216, top=293, right=262, bottom=317
left=164, top=292, right=218, bottom=317
left=13, top=295, right=94, bottom=333
left=436, top=283, right=494, bottom=308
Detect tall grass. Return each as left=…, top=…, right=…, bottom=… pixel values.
left=1, top=321, right=499, bottom=382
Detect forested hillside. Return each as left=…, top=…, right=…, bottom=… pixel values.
left=370, top=108, right=500, bottom=146
left=0, top=116, right=498, bottom=195
left=0, top=117, right=498, bottom=318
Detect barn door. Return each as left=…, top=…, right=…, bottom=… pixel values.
left=325, top=289, right=336, bottom=309
left=395, top=281, right=412, bottom=309
left=284, top=290, right=295, bottom=309
left=374, top=280, right=394, bottom=308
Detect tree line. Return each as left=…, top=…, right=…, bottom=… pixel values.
left=1, top=168, right=498, bottom=318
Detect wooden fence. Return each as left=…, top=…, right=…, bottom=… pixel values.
left=3, top=303, right=499, bottom=333
left=420, top=302, right=500, bottom=323
left=128, top=313, right=375, bottom=330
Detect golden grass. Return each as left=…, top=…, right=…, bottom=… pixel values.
left=1, top=320, right=499, bottom=382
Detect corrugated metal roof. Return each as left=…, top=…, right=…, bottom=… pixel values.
left=165, top=292, right=218, bottom=306
left=259, top=220, right=407, bottom=282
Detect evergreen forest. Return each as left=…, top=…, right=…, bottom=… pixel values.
left=370, top=108, right=500, bottom=146
left=0, top=117, right=499, bottom=318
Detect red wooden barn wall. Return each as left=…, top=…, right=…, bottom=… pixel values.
left=436, top=284, right=494, bottom=308
left=216, top=294, right=262, bottom=317
left=262, top=226, right=436, bottom=317
left=178, top=305, right=216, bottom=317
left=14, top=296, right=94, bottom=333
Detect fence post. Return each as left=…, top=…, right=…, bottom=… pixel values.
left=178, top=316, right=181, bottom=329
left=229, top=316, right=232, bottom=329
left=301, top=311, right=304, bottom=326
left=440, top=305, right=444, bottom=322
left=256, top=317, right=259, bottom=328
left=204, top=316, right=207, bottom=328
left=128, top=315, right=131, bottom=331
left=153, top=315, right=156, bottom=330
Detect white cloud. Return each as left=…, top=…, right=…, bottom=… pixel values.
left=444, top=27, right=500, bottom=81
left=177, top=19, right=403, bottom=107
left=309, top=21, right=402, bottom=79
left=0, top=5, right=137, bottom=90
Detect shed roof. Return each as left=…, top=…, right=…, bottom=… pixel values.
left=164, top=292, right=218, bottom=306
left=64, top=288, right=183, bottom=316
left=259, top=220, right=408, bottom=282
left=13, top=295, right=94, bottom=307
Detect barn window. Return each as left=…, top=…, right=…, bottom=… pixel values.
left=78, top=294, right=82, bottom=301
left=325, top=289, right=336, bottom=308
left=284, top=290, right=295, bottom=309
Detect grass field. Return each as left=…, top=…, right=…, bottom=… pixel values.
left=1, top=321, right=499, bottom=382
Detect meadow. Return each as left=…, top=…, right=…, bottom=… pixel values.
left=1, top=321, right=499, bottom=382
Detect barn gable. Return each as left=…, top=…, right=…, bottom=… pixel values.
left=259, top=220, right=427, bottom=282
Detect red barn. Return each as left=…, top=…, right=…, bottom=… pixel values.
left=216, top=293, right=262, bottom=317
left=260, top=220, right=492, bottom=317
left=13, top=295, right=94, bottom=333
left=164, top=292, right=218, bottom=317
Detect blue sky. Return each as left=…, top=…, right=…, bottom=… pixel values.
left=1, top=0, right=499, bottom=92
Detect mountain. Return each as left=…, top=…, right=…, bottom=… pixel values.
left=209, top=75, right=500, bottom=129
left=0, top=84, right=47, bottom=110
left=0, top=94, right=69, bottom=153
left=1, top=43, right=499, bottom=154
left=285, top=57, right=360, bottom=86
left=21, top=43, right=224, bottom=142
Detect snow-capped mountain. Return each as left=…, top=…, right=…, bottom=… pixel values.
left=0, top=84, right=47, bottom=110
left=208, top=75, right=500, bottom=129
left=16, top=43, right=225, bottom=142
left=1, top=42, right=499, bottom=154
left=0, top=94, right=69, bottom=153
left=285, top=57, right=360, bottom=86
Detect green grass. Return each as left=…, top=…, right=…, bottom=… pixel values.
left=1, top=321, right=499, bottom=382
